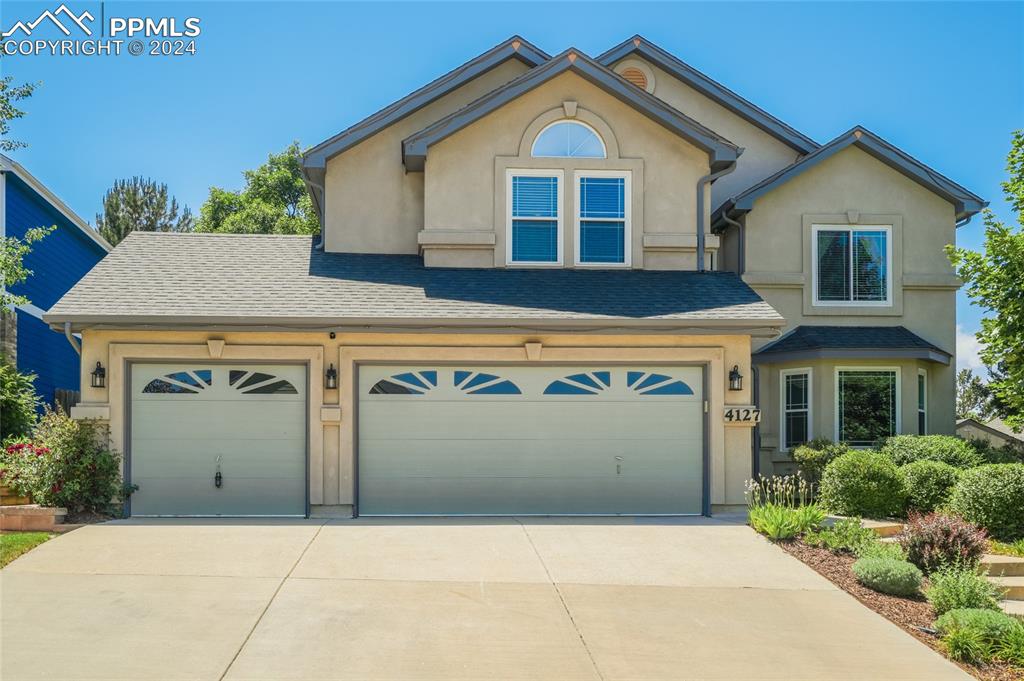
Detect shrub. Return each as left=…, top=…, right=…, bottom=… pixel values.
left=2, top=409, right=123, bottom=513
left=819, top=451, right=908, bottom=519
left=879, top=435, right=984, bottom=469
left=0, top=360, right=39, bottom=441
left=926, top=568, right=1004, bottom=616
left=791, top=439, right=849, bottom=484
left=856, top=539, right=906, bottom=561
left=897, top=512, right=988, bottom=573
left=804, top=516, right=877, bottom=554
left=745, top=474, right=823, bottom=540
left=989, top=538, right=1024, bottom=558
left=935, top=608, right=1023, bottom=641
left=947, top=464, right=1024, bottom=541
left=899, top=460, right=960, bottom=513
left=942, top=627, right=991, bottom=664
left=748, top=504, right=801, bottom=540
left=935, top=609, right=1024, bottom=666
left=851, top=556, right=923, bottom=597
left=965, top=437, right=1024, bottom=465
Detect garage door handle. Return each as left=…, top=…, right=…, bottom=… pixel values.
left=215, top=471, right=223, bottom=488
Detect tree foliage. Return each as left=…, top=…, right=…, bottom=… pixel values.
left=956, top=369, right=994, bottom=421
left=195, top=142, right=318, bottom=235
left=0, top=74, right=38, bottom=152
left=948, top=130, right=1024, bottom=430
left=1, top=226, right=53, bottom=309
left=96, top=177, right=194, bottom=246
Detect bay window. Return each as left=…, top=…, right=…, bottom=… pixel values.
left=836, top=368, right=900, bottom=446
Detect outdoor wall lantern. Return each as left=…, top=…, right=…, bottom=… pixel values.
left=728, top=365, right=743, bottom=391
left=90, top=361, right=106, bottom=389
left=325, top=363, right=338, bottom=390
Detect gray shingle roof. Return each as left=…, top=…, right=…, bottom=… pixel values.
left=753, top=325, right=952, bottom=365
left=44, top=232, right=784, bottom=330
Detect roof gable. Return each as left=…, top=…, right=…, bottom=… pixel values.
left=718, top=127, right=987, bottom=223
left=597, top=36, right=818, bottom=155
left=303, top=36, right=549, bottom=171
left=402, top=49, right=742, bottom=172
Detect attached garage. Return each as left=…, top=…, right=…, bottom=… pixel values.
left=128, top=363, right=307, bottom=517
left=357, top=365, right=706, bottom=516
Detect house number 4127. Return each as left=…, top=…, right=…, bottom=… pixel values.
left=724, top=406, right=761, bottom=424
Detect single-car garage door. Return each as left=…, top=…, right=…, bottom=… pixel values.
left=130, top=364, right=307, bottom=516
left=358, top=365, right=705, bottom=515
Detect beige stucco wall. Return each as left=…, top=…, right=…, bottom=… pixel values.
left=322, top=59, right=530, bottom=254
left=421, top=71, right=714, bottom=269
left=73, top=328, right=757, bottom=515
left=612, top=57, right=803, bottom=207
left=956, top=422, right=1024, bottom=451
left=734, top=145, right=960, bottom=468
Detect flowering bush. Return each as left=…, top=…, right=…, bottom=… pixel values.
left=897, top=512, right=988, bottom=574
left=0, top=408, right=123, bottom=513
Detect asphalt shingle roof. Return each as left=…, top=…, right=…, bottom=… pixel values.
left=45, top=233, right=784, bottom=329
left=754, top=325, right=951, bottom=362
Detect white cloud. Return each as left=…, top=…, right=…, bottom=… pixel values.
left=956, top=324, right=986, bottom=374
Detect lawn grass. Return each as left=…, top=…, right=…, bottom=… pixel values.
left=988, top=538, right=1024, bottom=558
left=0, top=531, right=53, bottom=568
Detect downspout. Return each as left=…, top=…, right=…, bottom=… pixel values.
left=720, top=213, right=745, bottom=275
left=298, top=150, right=327, bottom=251
left=63, top=322, right=81, bottom=356
left=696, top=157, right=740, bottom=273
left=955, top=215, right=973, bottom=228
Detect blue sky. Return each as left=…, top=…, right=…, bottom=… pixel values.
left=3, top=1, right=1022, bottom=368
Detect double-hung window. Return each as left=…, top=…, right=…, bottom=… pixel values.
left=575, top=171, right=630, bottom=266
left=836, top=368, right=900, bottom=446
left=507, top=170, right=562, bottom=265
left=813, top=226, right=890, bottom=305
left=781, top=368, right=812, bottom=450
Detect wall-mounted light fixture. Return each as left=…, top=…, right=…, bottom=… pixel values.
left=728, top=365, right=743, bottom=391
left=90, top=361, right=106, bottom=389
left=325, top=363, right=338, bottom=390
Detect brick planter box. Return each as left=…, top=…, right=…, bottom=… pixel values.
left=0, top=504, right=67, bottom=531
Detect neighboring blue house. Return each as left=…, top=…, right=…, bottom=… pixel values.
left=1, top=154, right=110, bottom=408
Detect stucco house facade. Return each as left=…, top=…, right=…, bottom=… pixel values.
left=1, top=154, right=110, bottom=409
left=45, top=36, right=984, bottom=518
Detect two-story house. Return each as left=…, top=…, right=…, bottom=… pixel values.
left=1, top=154, right=110, bottom=409
left=46, top=36, right=984, bottom=519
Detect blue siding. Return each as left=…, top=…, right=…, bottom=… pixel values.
left=16, top=310, right=81, bottom=404
left=5, top=172, right=106, bottom=407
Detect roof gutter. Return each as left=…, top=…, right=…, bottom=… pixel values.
left=63, top=321, right=81, bottom=356
left=696, top=156, right=740, bottom=273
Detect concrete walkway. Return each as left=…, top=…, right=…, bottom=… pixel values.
left=1, top=517, right=968, bottom=680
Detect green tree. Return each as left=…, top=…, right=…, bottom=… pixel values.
left=96, top=177, right=194, bottom=246
left=0, top=75, right=38, bottom=152
left=0, top=360, right=39, bottom=440
left=948, top=130, right=1024, bottom=429
left=195, top=142, right=318, bottom=235
left=1, top=226, right=53, bottom=309
left=956, top=369, right=994, bottom=420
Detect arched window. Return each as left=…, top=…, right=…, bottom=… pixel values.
left=531, top=121, right=606, bottom=159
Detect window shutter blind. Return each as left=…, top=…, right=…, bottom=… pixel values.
left=852, top=230, right=887, bottom=301
left=579, top=177, right=625, bottom=264
left=511, top=175, right=558, bottom=263
left=816, top=231, right=850, bottom=301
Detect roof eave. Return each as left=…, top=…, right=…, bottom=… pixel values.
left=596, top=36, right=819, bottom=155
left=302, top=36, right=550, bottom=169
left=402, top=50, right=741, bottom=172
left=753, top=346, right=951, bottom=365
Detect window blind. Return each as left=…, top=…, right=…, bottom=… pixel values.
left=579, top=177, right=625, bottom=264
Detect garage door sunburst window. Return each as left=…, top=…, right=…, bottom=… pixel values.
left=454, top=370, right=521, bottom=395
left=141, top=370, right=212, bottom=394
left=369, top=371, right=438, bottom=395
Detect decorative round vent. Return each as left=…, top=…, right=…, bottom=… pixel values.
left=620, top=67, right=648, bottom=90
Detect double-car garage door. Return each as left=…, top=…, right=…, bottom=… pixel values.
left=129, top=363, right=704, bottom=516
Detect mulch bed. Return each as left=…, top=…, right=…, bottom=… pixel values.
left=64, top=510, right=117, bottom=525
left=780, top=540, right=1023, bottom=681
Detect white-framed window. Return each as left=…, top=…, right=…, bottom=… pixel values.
left=918, top=368, right=928, bottom=434
left=812, top=225, right=892, bottom=306
left=505, top=169, right=563, bottom=266
left=531, top=120, right=606, bottom=158
left=573, top=170, right=631, bottom=267
left=835, top=367, right=901, bottom=447
left=780, top=368, right=812, bottom=451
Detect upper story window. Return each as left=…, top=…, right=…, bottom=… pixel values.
left=531, top=121, right=606, bottom=159
left=507, top=170, right=563, bottom=265
left=575, top=171, right=630, bottom=266
left=812, top=225, right=891, bottom=306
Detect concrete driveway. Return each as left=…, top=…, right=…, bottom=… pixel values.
left=2, top=517, right=967, bottom=680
